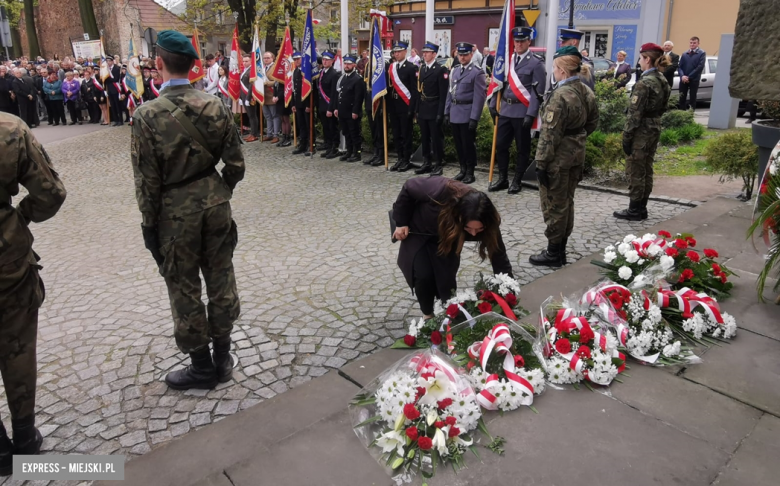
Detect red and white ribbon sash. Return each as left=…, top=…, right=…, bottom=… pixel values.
left=656, top=287, right=723, bottom=323
left=93, top=78, right=104, bottom=92
left=632, top=238, right=667, bottom=258
left=408, top=353, right=458, bottom=384
left=318, top=77, right=330, bottom=104
left=507, top=54, right=531, bottom=107
left=217, top=78, right=228, bottom=98
left=390, top=63, right=411, bottom=105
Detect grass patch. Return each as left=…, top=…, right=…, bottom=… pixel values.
left=654, top=130, right=721, bottom=176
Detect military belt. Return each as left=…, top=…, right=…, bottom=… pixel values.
left=563, top=128, right=585, bottom=136
left=162, top=166, right=217, bottom=192
left=502, top=98, right=524, bottom=105
left=421, top=95, right=439, bottom=101
left=451, top=100, right=472, bottom=105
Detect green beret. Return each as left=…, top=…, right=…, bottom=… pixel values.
left=156, top=30, right=199, bottom=59
left=554, top=46, right=583, bottom=60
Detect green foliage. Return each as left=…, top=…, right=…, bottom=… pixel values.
left=747, top=164, right=780, bottom=301
left=0, top=0, right=23, bottom=28
left=583, top=141, right=601, bottom=176
left=594, top=78, right=629, bottom=133
left=660, top=129, right=680, bottom=146
left=677, top=122, right=706, bottom=143
left=667, top=93, right=680, bottom=111
left=587, top=130, right=607, bottom=147
left=588, top=133, right=625, bottom=175
left=704, top=131, right=759, bottom=200
left=661, top=109, right=694, bottom=129
left=758, top=100, right=780, bottom=121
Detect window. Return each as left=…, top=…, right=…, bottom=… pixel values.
left=219, top=43, right=227, bottom=54
left=217, top=11, right=224, bottom=25
left=708, top=59, right=717, bottom=74
left=201, top=42, right=207, bottom=56
left=331, top=9, right=338, bottom=20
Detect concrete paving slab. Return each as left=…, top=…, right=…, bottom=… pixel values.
left=683, top=217, right=752, bottom=259
left=191, top=472, right=234, bottom=486
left=684, top=331, right=780, bottom=416
left=713, top=413, right=780, bottom=486
left=717, top=271, right=780, bottom=341
left=435, top=387, right=728, bottom=486
left=224, top=410, right=393, bottom=486
left=725, top=249, right=771, bottom=276
left=665, top=197, right=744, bottom=226
left=339, top=348, right=413, bottom=388
left=609, top=362, right=762, bottom=453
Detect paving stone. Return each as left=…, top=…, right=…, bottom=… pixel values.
left=189, top=413, right=211, bottom=428
left=148, top=419, right=168, bottom=432
left=118, top=430, right=146, bottom=447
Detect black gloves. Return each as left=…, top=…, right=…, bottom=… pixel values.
left=468, top=119, right=478, bottom=132
left=536, top=168, right=550, bottom=189
left=489, top=107, right=499, bottom=119
left=436, top=115, right=443, bottom=126
left=623, top=139, right=633, bottom=156
left=523, top=115, right=535, bottom=129
left=141, top=225, right=164, bottom=266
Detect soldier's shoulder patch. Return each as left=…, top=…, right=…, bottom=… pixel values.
left=631, top=95, right=639, bottom=104
left=533, top=53, right=544, bottom=60
left=545, top=111, right=554, bottom=123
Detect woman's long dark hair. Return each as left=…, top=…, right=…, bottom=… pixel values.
left=437, top=180, right=502, bottom=260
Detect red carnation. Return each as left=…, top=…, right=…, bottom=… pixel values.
left=478, top=301, right=493, bottom=314
left=405, top=426, right=419, bottom=441
left=608, top=292, right=624, bottom=309
left=430, top=331, right=443, bottom=345
left=403, top=403, right=421, bottom=420
left=686, top=251, right=700, bottom=263
left=576, top=346, right=592, bottom=359
left=415, top=387, right=427, bottom=401
left=579, top=326, right=595, bottom=344
left=712, top=263, right=722, bottom=274
left=467, top=361, right=475, bottom=370
left=514, top=355, right=525, bottom=368
left=720, top=274, right=728, bottom=283
left=678, top=268, right=694, bottom=283
left=618, top=310, right=628, bottom=320
left=448, top=426, right=461, bottom=438
left=437, top=398, right=453, bottom=410
left=446, top=304, right=459, bottom=318
left=418, top=436, right=433, bottom=450
left=674, top=239, right=688, bottom=249
left=505, top=293, right=518, bottom=306
left=686, top=237, right=697, bottom=247
left=555, top=338, right=572, bottom=354
left=704, top=248, right=719, bottom=259
left=434, top=421, right=445, bottom=429
left=761, top=183, right=769, bottom=195
left=659, top=230, right=672, bottom=238
left=404, top=335, right=416, bottom=347
left=445, top=416, right=457, bottom=426
left=665, top=247, right=679, bottom=258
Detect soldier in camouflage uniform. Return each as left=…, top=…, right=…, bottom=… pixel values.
left=530, top=47, right=598, bottom=268
left=131, top=31, right=245, bottom=390
left=614, top=43, right=672, bottom=221
left=0, top=112, right=66, bottom=473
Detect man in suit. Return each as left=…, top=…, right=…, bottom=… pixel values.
left=613, top=50, right=633, bottom=89
left=317, top=51, right=341, bottom=158
left=414, top=41, right=449, bottom=176
left=333, top=55, right=366, bottom=162
left=387, top=41, right=419, bottom=172
left=11, top=68, right=39, bottom=128
left=239, top=55, right=259, bottom=143
left=488, top=27, right=547, bottom=194
left=105, top=56, right=124, bottom=126
left=678, top=36, right=706, bottom=111
left=662, top=41, right=679, bottom=88
left=0, top=65, right=19, bottom=116
left=444, top=42, right=487, bottom=184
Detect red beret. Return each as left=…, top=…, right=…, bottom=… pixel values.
left=640, top=43, right=664, bottom=53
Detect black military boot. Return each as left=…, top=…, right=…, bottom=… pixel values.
left=430, top=160, right=444, bottom=176
left=529, top=242, right=564, bottom=267
left=453, top=161, right=466, bottom=181
left=561, top=238, right=568, bottom=265
left=488, top=171, right=509, bottom=192
left=415, top=158, right=432, bottom=175
left=0, top=423, right=12, bottom=476
left=613, top=200, right=643, bottom=221
left=339, top=149, right=352, bottom=161
left=280, top=135, right=292, bottom=147
left=508, top=172, right=523, bottom=194
left=371, top=153, right=385, bottom=167
left=292, top=141, right=306, bottom=154
left=212, top=334, right=234, bottom=383
left=11, top=416, right=43, bottom=457
left=462, top=166, right=476, bottom=184
left=164, top=347, right=218, bottom=390
left=326, top=147, right=341, bottom=159
left=347, top=150, right=362, bottom=163
left=641, top=197, right=649, bottom=220
left=363, top=148, right=377, bottom=165
left=319, top=144, right=331, bottom=157
left=396, top=158, right=412, bottom=172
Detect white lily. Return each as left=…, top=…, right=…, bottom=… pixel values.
left=432, top=427, right=448, bottom=456
left=376, top=430, right=405, bottom=455
left=417, top=370, right=452, bottom=406
left=394, top=411, right=406, bottom=432
left=426, top=408, right=438, bottom=426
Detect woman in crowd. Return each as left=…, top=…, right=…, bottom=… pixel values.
left=613, top=43, right=672, bottom=221
left=61, top=70, right=83, bottom=125
left=409, top=48, right=421, bottom=66
left=392, top=177, right=513, bottom=318
left=81, top=67, right=103, bottom=124
left=42, top=70, right=66, bottom=126
left=217, top=65, right=231, bottom=111
left=529, top=46, right=598, bottom=267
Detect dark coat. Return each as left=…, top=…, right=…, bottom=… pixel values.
left=416, top=61, right=448, bottom=120
left=664, top=51, right=680, bottom=79
left=613, top=62, right=633, bottom=88
left=317, top=67, right=339, bottom=112
left=334, top=70, right=365, bottom=118
left=678, top=49, right=706, bottom=80
left=392, top=176, right=513, bottom=300
left=11, top=76, right=36, bottom=100
left=0, top=74, right=16, bottom=110
left=107, top=64, right=122, bottom=95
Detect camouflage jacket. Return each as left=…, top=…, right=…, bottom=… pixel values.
left=0, top=112, right=67, bottom=268
left=131, top=84, right=245, bottom=227
left=624, top=69, right=671, bottom=142
left=535, top=77, right=598, bottom=170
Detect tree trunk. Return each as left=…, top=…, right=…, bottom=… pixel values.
left=78, top=0, right=100, bottom=40
left=23, top=0, right=40, bottom=57
left=11, top=27, right=23, bottom=59
left=264, top=19, right=278, bottom=54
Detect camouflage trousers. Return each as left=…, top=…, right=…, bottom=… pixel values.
left=0, top=254, right=44, bottom=421
left=158, top=203, right=240, bottom=354
left=626, top=128, right=661, bottom=202
left=539, top=163, right=583, bottom=245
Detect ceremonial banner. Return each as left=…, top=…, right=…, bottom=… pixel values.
left=228, top=24, right=241, bottom=101
left=125, top=38, right=144, bottom=98
left=99, top=38, right=109, bottom=82
left=486, top=0, right=515, bottom=100
left=369, top=18, right=387, bottom=116
left=269, top=26, right=292, bottom=83
left=301, top=9, right=316, bottom=101
left=251, top=23, right=265, bottom=104
left=188, top=29, right=205, bottom=83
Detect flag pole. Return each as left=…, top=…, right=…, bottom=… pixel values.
left=488, top=92, right=502, bottom=183
left=383, top=98, right=388, bottom=169
left=308, top=5, right=314, bottom=155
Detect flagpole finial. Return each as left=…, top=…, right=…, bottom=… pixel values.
left=233, top=11, right=239, bottom=22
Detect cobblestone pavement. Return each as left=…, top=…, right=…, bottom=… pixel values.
left=0, top=126, right=688, bottom=471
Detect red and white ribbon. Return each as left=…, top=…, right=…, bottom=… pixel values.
left=389, top=62, right=411, bottom=105
left=507, top=54, right=531, bottom=107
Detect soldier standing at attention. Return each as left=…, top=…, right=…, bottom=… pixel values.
left=414, top=41, right=449, bottom=176
left=387, top=41, right=418, bottom=172
left=613, top=43, right=671, bottom=221
left=558, top=29, right=594, bottom=91
left=131, top=30, right=245, bottom=390
left=444, top=42, right=487, bottom=184
left=0, top=112, right=66, bottom=473
left=529, top=46, right=598, bottom=268
left=318, top=51, right=341, bottom=159
left=488, top=27, right=547, bottom=194
left=332, top=55, right=366, bottom=163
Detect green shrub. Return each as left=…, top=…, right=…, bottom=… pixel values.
left=676, top=122, right=706, bottom=143
left=660, top=129, right=680, bottom=146
left=661, top=109, right=694, bottom=129
left=584, top=140, right=601, bottom=175
left=594, top=78, right=629, bottom=133
left=758, top=100, right=780, bottom=120
left=589, top=132, right=625, bottom=175
left=667, top=93, right=680, bottom=111
left=587, top=130, right=607, bottom=147
left=704, top=131, right=759, bottom=200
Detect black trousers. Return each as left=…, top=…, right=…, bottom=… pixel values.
left=496, top=116, right=532, bottom=176
left=108, top=93, right=123, bottom=124
left=339, top=115, right=363, bottom=154
left=87, top=100, right=101, bottom=123
left=17, top=97, right=39, bottom=127
left=368, top=104, right=385, bottom=151
left=319, top=109, right=339, bottom=149
left=295, top=107, right=310, bottom=145
left=451, top=122, right=477, bottom=169
left=419, top=117, right=444, bottom=163
left=66, top=100, right=82, bottom=123
left=48, top=100, right=66, bottom=124
left=389, top=106, right=413, bottom=159
left=678, top=78, right=700, bottom=111
left=412, top=250, right=438, bottom=315
left=664, top=71, right=675, bottom=87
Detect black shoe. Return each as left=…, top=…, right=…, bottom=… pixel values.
left=396, top=158, right=412, bottom=172
left=0, top=423, right=12, bottom=476
left=280, top=136, right=292, bottom=147
left=415, top=159, right=432, bottom=175
left=47, top=122, right=53, bottom=126
left=430, top=161, right=443, bottom=176
left=389, top=159, right=402, bottom=171
left=508, top=172, right=523, bottom=194
left=371, top=156, right=385, bottom=167
left=640, top=197, right=649, bottom=220
left=529, top=243, right=564, bottom=267
left=347, top=152, right=362, bottom=163
left=53, top=122, right=59, bottom=126
left=319, top=145, right=331, bottom=157
left=292, top=144, right=306, bottom=155
left=488, top=174, right=509, bottom=192
left=11, top=416, right=43, bottom=457
left=164, top=347, right=218, bottom=390
left=326, top=149, right=341, bottom=160
left=613, top=200, right=644, bottom=221
left=461, top=167, right=476, bottom=184
left=68, top=121, right=76, bottom=125
left=453, top=162, right=466, bottom=181
left=339, top=151, right=352, bottom=161
left=561, top=238, right=568, bottom=266
left=212, top=334, right=234, bottom=383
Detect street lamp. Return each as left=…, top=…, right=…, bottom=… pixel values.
left=568, top=0, right=574, bottom=29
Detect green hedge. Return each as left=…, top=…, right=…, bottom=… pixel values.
left=661, top=109, right=694, bottom=129
left=703, top=130, right=759, bottom=200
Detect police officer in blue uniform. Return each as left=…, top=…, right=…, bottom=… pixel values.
left=558, top=28, right=595, bottom=91
left=318, top=51, right=341, bottom=159
left=387, top=41, right=419, bottom=172
left=488, top=27, right=547, bottom=193
left=444, top=42, right=487, bottom=185
left=333, top=55, right=366, bottom=162
left=415, top=41, right=449, bottom=176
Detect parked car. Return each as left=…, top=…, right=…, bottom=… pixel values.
left=591, top=58, right=617, bottom=80
left=626, top=56, right=718, bottom=105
